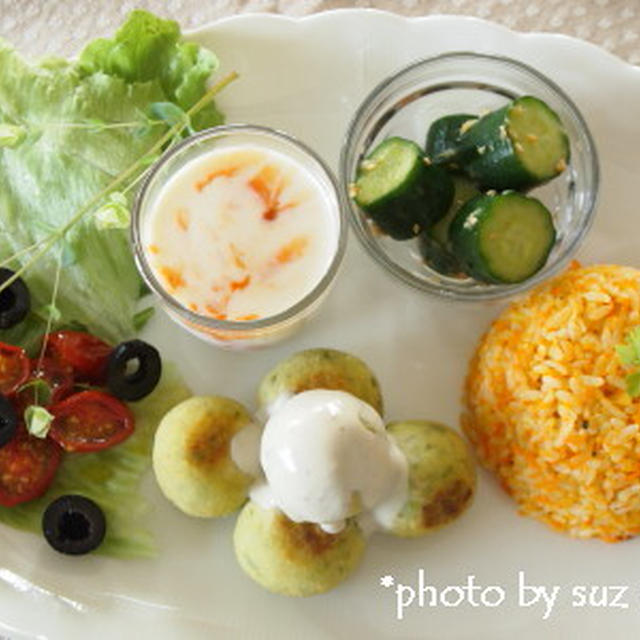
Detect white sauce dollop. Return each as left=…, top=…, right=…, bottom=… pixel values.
left=250, top=390, right=408, bottom=534
left=229, top=422, right=262, bottom=477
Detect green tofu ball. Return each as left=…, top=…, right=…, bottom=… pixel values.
left=234, top=501, right=366, bottom=597
left=152, top=396, right=256, bottom=518
left=257, top=348, right=383, bottom=416
left=387, top=420, right=476, bottom=537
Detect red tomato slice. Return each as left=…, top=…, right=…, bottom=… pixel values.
left=13, top=358, right=74, bottom=414
left=48, top=390, right=134, bottom=453
left=0, top=426, right=62, bottom=507
left=0, top=342, right=30, bottom=396
left=44, top=331, right=112, bottom=384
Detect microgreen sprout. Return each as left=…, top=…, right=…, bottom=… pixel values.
left=24, top=405, right=54, bottom=439
left=616, top=326, right=640, bottom=397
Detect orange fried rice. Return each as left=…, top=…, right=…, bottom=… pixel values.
left=462, top=263, right=640, bottom=542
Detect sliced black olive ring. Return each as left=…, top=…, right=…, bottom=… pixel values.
left=0, top=394, right=17, bottom=448
left=0, top=268, right=30, bottom=330
left=106, top=339, right=162, bottom=401
left=42, top=494, right=107, bottom=555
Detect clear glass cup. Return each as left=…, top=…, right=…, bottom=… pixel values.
left=132, top=125, right=347, bottom=348
left=340, top=52, right=599, bottom=301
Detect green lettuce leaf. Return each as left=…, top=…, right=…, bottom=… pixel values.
left=0, top=45, right=162, bottom=344
left=0, top=10, right=224, bottom=346
left=77, top=9, right=223, bottom=130
left=0, top=364, right=191, bottom=558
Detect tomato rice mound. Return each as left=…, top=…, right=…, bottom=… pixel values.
left=462, top=263, right=640, bottom=542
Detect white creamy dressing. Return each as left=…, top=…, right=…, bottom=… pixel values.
left=237, top=389, right=409, bottom=535
left=143, top=145, right=338, bottom=321
left=229, top=422, right=262, bottom=477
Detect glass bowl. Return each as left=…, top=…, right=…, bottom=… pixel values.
left=132, top=125, right=347, bottom=348
left=340, top=52, right=599, bottom=301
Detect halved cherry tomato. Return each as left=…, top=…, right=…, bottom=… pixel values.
left=0, top=342, right=30, bottom=396
left=44, top=331, right=112, bottom=384
left=13, top=358, right=74, bottom=414
left=48, top=390, right=134, bottom=453
left=0, top=425, right=62, bottom=507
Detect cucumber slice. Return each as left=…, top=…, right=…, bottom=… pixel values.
left=354, top=137, right=424, bottom=210
left=353, top=137, right=426, bottom=239
left=425, top=113, right=478, bottom=168
left=458, top=96, right=570, bottom=190
left=429, top=175, right=481, bottom=246
left=420, top=176, right=479, bottom=277
left=353, top=137, right=454, bottom=239
left=418, top=233, right=466, bottom=278
left=449, top=191, right=556, bottom=284
left=422, top=163, right=455, bottom=225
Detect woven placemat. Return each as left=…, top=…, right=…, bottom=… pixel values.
left=0, top=0, right=638, bottom=65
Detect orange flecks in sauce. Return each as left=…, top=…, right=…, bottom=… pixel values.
left=188, top=302, right=199, bottom=312
left=229, top=243, right=247, bottom=270
left=205, top=288, right=231, bottom=319
left=203, top=273, right=255, bottom=320
left=249, top=165, right=296, bottom=221
left=275, top=236, right=309, bottom=264
left=236, top=314, right=260, bottom=321
left=175, top=208, right=189, bottom=231
left=148, top=244, right=160, bottom=255
left=271, top=201, right=297, bottom=220
left=159, top=266, right=186, bottom=291
left=205, top=303, right=227, bottom=320
left=194, top=166, right=239, bottom=192
left=230, top=274, right=251, bottom=292
left=249, top=165, right=279, bottom=203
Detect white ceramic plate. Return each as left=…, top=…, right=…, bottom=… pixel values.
left=2, top=10, right=640, bottom=640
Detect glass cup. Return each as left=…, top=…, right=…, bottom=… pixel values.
left=133, top=124, right=347, bottom=348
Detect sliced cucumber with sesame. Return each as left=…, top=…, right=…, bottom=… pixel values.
left=420, top=175, right=480, bottom=277
left=354, top=137, right=424, bottom=210
left=449, top=191, right=556, bottom=284
left=353, top=137, right=454, bottom=239
left=457, top=96, right=569, bottom=190
left=429, top=175, right=481, bottom=246
left=425, top=113, right=478, bottom=168
left=353, top=137, right=426, bottom=239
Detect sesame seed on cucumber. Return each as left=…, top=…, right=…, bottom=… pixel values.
left=456, top=96, right=570, bottom=190
left=353, top=137, right=453, bottom=240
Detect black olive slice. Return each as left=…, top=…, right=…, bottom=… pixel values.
left=106, top=339, right=161, bottom=401
left=0, top=268, right=30, bottom=329
left=42, top=494, right=106, bottom=555
left=0, top=394, right=17, bottom=448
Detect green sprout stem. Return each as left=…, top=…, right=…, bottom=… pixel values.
left=120, top=160, right=154, bottom=197
left=41, top=120, right=164, bottom=131
left=34, top=244, right=63, bottom=393
left=0, top=234, right=51, bottom=269
left=0, top=70, right=238, bottom=295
